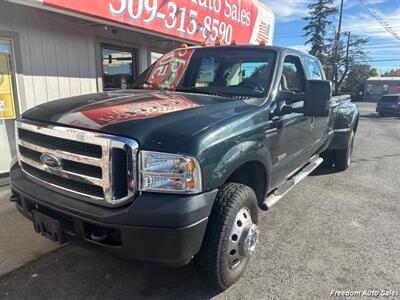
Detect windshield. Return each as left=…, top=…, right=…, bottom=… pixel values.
left=380, top=95, right=400, bottom=103
left=133, top=47, right=276, bottom=98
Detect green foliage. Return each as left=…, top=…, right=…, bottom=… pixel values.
left=342, top=64, right=378, bottom=98
left=382, top=69, right=400, bottom=77
left=303, top=0, right=370, bottom=94
left=369, top=68, right=379, bottom=77
left=303, top=0, right=338, bottom=65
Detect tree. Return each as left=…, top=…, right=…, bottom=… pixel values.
left=303, top=0, right=338, bottom=66
left=327, top=31, right=369, bottom=94
left=369, top=68, right=379, bottom=77
left=382, top=69, right=400, bottom=77
left=303, top=0, right=370, bottom=94
left=342, top=64, right=377, bottom=99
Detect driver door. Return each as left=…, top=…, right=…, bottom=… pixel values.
left=268, top=55, right=315, bottom=185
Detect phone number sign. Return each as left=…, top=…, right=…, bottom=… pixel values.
left=43, top=0, right=274, bottom=45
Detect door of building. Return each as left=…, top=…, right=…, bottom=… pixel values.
left=101, top=45, right=137, bottom=91
left=0, top=38, right=18, bottom=181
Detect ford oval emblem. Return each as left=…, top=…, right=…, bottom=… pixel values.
left=40, top=153, right=62, bottom=169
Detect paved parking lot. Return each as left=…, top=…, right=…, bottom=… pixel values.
left=0, top=102, right=399, bottom=299
left=0, top=187, right=58, bottom=277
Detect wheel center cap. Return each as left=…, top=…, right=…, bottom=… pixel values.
left=241, top=224, right=259, bottom=257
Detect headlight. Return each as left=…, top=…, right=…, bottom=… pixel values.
left=139, top=151, right=202, bottom=194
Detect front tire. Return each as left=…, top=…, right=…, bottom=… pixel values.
left=334, top=130, right=355, bottom=171
left=195, top=183, right=259, bottom=290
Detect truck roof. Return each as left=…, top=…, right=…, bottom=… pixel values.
left=181, top=44, right=317, bottom=59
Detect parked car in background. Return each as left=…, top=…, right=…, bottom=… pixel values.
left=376, top=94, right=400, bottom=116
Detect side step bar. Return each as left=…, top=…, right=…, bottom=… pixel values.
left=260, top=156, right=324, bottom=211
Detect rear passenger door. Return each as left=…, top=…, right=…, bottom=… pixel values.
left=269, top=55, right=314, bottom=185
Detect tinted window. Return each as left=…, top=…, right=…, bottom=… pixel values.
left=194, top=60, right=270, bottom=88
left=134, top=47, right=276, bottom=98
left=306, top=57, right=324, bottom=80
left=282, top=56, right=306, bottom=92
left=380, top=95, right=400, bottom=103
left=279, top=56, right=306, bottom=112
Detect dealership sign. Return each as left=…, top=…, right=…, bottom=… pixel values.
left=39, top=0, right=274, bottom=44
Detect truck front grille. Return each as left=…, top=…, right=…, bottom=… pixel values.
left=18, top=128, right=103, bottom=157
left=16, top=121, right=138, bottom=207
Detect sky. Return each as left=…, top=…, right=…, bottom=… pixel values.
left=264, top=0, right=400, bottom=74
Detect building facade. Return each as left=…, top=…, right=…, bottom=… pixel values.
left=0, top=0, right=275, bottom=181
left=364, top=77, right=400, bottom=102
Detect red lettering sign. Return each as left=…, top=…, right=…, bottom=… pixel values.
left=148, top=49, right=194, bottom=89
left=43, top=0, right=274, bottom=45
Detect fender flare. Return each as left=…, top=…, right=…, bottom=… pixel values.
left=203, top=140, right=272, bottom=198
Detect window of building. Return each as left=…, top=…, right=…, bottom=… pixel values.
left=382, top=84, right=389, bottom=94
left=366, top=84, right=372, bottom=94
left=150, top=51, right=164, bottom=64
left=101, top=45, right=137, bottom=91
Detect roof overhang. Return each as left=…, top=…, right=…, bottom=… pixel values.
left=7, top=0, right=274, bottom=45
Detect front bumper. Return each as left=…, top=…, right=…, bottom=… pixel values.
left=10, top=163, right=217, bottom=266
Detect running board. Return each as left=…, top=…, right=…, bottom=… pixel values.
left=260, top=156, right=324, bottom=211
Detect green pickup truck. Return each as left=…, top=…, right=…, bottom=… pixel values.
left=10, top=45, right=359, bottom=289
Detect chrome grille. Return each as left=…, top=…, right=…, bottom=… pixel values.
left=16, top=121, right=138, bottom=207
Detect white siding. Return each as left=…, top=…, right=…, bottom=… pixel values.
left=0, top=1, right=177, bottom=113
left=0, top=1, right=97, bottom=111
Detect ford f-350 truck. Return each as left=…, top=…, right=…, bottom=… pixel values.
left=10, top=45, right=359, bottom=290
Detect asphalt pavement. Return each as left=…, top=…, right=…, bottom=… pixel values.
left=0, top=102, right=399, bottom=300
left=0, top=186, right=58, bottom=277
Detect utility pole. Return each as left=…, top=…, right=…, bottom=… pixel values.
left=332, top=0, right=344, bottom=91
left=335, top=30, right=351, bottom=94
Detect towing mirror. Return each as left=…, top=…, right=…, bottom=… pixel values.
left=277, top=89, right=297, bottom=103
left=304, top=80, right=331, bottom=117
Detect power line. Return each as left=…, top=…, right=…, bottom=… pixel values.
left=358, top=0, right=400, bottom=41
left=365, top=59, right=400, bottom=62
left=274, top=35, right=304, bottom=39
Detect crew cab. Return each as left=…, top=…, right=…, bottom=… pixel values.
left=9, top=45, right=359, bottom=290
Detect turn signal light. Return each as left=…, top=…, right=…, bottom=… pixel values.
left=259, top=40, right=266, bottom=46
left=179, top=43, right=188, bottom=48
left=231, top=40, right=237, bottom=45
left=215, top=37, right=221, bottom=46
left=200, top=41, right=207, bottom=47
left=186, top=178, right=195, bottom=189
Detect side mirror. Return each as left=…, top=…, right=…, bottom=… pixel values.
left=304, top=80, right=331, bottom=117
left=277, top=90, right=298, bottom=104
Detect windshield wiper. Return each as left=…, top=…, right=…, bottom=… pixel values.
left=176, top=87, right=230, bottom=98
left=142, top=81, right=167, bottom=93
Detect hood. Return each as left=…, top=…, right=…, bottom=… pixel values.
left=22, top=90, right=257, bottom=151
